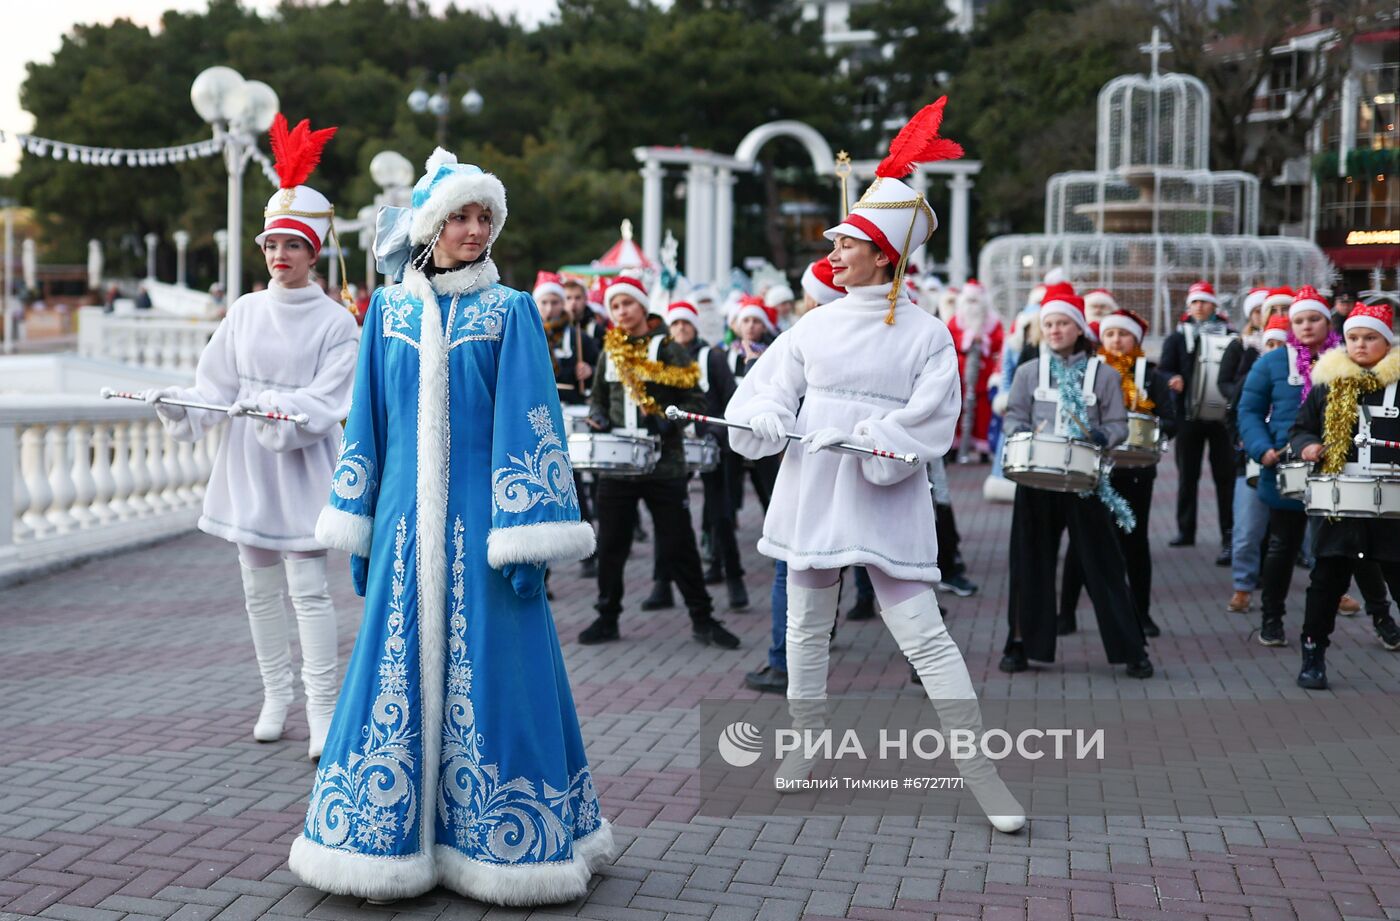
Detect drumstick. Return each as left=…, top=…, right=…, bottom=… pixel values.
left=101, top=388, right=310, bottom=425
left=664, top=406, right=919, bottom=466
left=1356, top=434, right=1400, bottom=451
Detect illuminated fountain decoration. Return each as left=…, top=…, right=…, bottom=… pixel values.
left=978, top=29, right=1331, bottom=338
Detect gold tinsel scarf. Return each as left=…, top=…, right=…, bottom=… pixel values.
left=603, top=327, right=701, bottom=417
left=1321, top=372, right=1386, bottom=475
left=1099, top=346, right=1155, bottom=413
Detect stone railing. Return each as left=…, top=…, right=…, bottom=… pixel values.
left=0, top=395, right=222, bottom=584
left=77, top=307, right=220, bottom=373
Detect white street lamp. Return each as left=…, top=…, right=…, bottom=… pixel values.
left=191, top=66, right=279, bottom=303
left=213, top=229, right=228, bottom=291
left=365, top=150, right=415, bottom=291
left=173, top=230, right=190, bottom=287
left=407, top=75, right=482, bottom=147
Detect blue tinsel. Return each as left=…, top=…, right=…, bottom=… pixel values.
left=1049, top=354, right=1137, bottom=533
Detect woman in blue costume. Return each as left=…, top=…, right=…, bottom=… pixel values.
left=289, top=148, right=614, bottom=905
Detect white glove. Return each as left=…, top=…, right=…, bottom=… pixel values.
left=227, top=397, right=262, bottom=419
left=747, top=412, right=790, bottom=444
left=142, top=387, right=186, bottom=422
left=802, top=427, right=874, bottom=454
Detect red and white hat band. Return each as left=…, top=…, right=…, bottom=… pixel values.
left=1262, top=326, right=1289, bottom=344
left=259, top=217, right=322, bottom=252
left=1040, top=298, right=1088, bottom=333
left=1187, top=283, right=1217, bottom=305
left=1345, top=312, right=1395, bottom=344
left=605, top=278, right=650, bottom=311
left=532, top=282, right=565, bottom=301
left=1289, top=298, right=1328, bottom=321
left=1098, top=313, right=1142, bottom=342
left=666, top=303, right=699, bottom=326
left=735, top=304, right=776, bottom=332
left=801, top=261, right=844, bottom=305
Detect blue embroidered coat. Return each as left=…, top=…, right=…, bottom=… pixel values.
left=288, top=263, right=611, bottom=906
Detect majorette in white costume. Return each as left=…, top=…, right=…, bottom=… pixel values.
left=145, top=114, right=358, bottom=760
left=289, top=148, right=612, bottom=905
left=725, top=98, right=1025, bottom=833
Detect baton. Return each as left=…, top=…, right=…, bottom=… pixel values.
left=664, top=406, right=918, bottom=466
left=101, top=387, right=309, bottom=425
left=1355, top=433, right=1400, bottom=451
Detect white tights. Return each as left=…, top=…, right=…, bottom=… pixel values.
left=238, top=544, right=326, bottom=569
left=787, top=564, right=928, bottom=607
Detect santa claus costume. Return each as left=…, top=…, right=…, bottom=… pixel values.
left=145, top=115, right=358, bottom=760
left=946, top=279, right=1002, bottom=459
left=726, top=99, right=1024, bottom=832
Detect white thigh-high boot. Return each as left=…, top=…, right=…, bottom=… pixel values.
left=241, top=562, right=294, bottom=742
left=776, top=582, right=841, bottom=791
left=880, top=590, right=1026, bottom=833
left=285, top=556, right=340, bottom=760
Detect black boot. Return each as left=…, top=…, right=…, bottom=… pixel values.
left=846, top=596, right=876, bottom=621
left=726, top=576, right=750, bottom=611
left=998, top=640, right=1028, bottom=673
left=692, top=617, right=740, bottom=649
left=640, top=581, right=674, bottom=611
left=1258, top=615, right=1286, bottom=647
left=1297, top=637, right=1327, bottom=689
left=1124, top=655, right=1154, bottom=679
left=744, top=664, right=787, bottom=693
left=1375, top=614, right=1400, bottom=651
left=578, top=615, right=620, bottom=645
left=703, top=560, right=724, bottom=585
left=1139, top=613, right=1161, bottom=638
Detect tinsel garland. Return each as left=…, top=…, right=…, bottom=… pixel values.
left=1098, top=346, right=1155, bottom=413
left=1321, top=372, right=1385, bottom=475
left=603, top=327, right=701, bottom=417
left=1286, top=329, right=1341, bottom=403
left=1050, top=354, right=1137, bottom=533
left=544, top=316, right=572, bottom=351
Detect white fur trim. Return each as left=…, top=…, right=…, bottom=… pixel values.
left=1263, top=293, right=1294, bottom=312
left=605, top=281, right=650, bottom=311
left=533, top=282, right=566, bottom=302
left=434, top=820, right=616, bottom=906
left=1039, top=299, right=1088, bottom=334
left=425, top=146, right=457, bottom=174
left=764, top=283, right=795, bottom=307
left=1243, top=289, right=1269, bottom=316
left=1290, top=298, right=1328, bottom=321
left=1344, top=314, right=1396, bottom=343
left=666, top=304, right=700, bottom=326
left=415, top=279, right=449, bottom=861
left=410, top=171, right=508, bottom=245
left=315, top=505, right=373, bottom=557
left=1186, top=291, right=1217, bottom=305
left=487, top=521, right=597, bottom=568
left=1098, top=314, right=1142, bottom=342
left=735, top=304, right=775, bottom=333
left=1262, top=328, right=1288, bottom=344
left=288, top=835, right=437, bottom=901
left=801, top=263, right=843, bottom=305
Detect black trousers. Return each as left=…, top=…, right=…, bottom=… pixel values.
left=1258, top=508, right=1308, bottom=619
left=1303, top=558, right=1400, bottom=648
left=1060, top=469, right=1156, bottom=624
left=702, top=464, right=742, bottom=578
left=724, top=451, right=779, bottom=517
left=595, top=475, right=711, bottom=623
left=934, top=502, right=964, bottom=577
left=1173, top=419, right=1234, bottom=542
left=1006, top=487, right=1146, bottom=665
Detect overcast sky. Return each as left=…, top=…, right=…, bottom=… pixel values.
left=0, top=0, right=560, bottom=176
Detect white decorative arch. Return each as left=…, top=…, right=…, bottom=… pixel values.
left=733, top=120, right=836, bottom=175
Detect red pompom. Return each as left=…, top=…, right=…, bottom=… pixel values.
left=268, top=113, right=338, bottom=190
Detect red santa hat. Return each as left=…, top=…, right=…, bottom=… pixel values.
left=1098, top=307, right=1148, bottom=343
left=1242, top=287, right=1269, bottom=318
left=1344, top=300, right=1395, bottom=344
left=665, top=301, right=700, bottom=328
left=1289, top=285, right=1329, bottom=321
left=734, top=295, right=778, bottom=334
left=1262, top=286, right=1294, bottom=312
left=585, top=277, right=609, bottom=316
left=1039, top=282, right=1089, bottom=335
left=1083, top=288, right=1118, bottom=316
left=801, top=259, right=845, bottom=305
left=1262, top=314, right=1290, bottom=344
left=532, top=270, right=566, bottom=302
left=255, top=113, right=338, bottom=253
left=1186, top=280, right=1217, bottom=306
left=604, top=275, right=650, bottom=312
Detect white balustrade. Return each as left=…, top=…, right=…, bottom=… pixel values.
left=77, top=307, right=219, bottom=373
left=0, top=396, right=226, bottom=583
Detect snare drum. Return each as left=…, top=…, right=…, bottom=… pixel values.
left=1304, top=475, right=1400, bottom=519
left=562, top=404, right=593, bottom=434
left=1245, top=458, right=1261, bottom=488
left=683, top=436, right=720, bottom=473
left=1111, top=412, right=1162, bottom=468
left=1187, top=332, right=1236, bottom=422
left=567, top=432, right=660, bottom=476
left=1001, top=431, right=1102, bottom=493
left=1276, top=460, right=1310, bottom=499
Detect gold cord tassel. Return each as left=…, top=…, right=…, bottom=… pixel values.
left=885, top=193, right=924, bottom=326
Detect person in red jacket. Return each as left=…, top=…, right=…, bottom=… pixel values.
left=946, top=279, right=1002, bottom=460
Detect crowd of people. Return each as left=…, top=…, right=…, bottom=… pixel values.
left=132, top=102, right=1398, bottom=909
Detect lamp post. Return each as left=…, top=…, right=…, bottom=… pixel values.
left=173, top=231, right=190, bottom=287
left=407, top=74, right=483, bottom=147
left=191, top=67, right=279, bottom=303
left=2, top=197, right=14, bottom=354
left=143, top=233, right=159, bottom=280
left=213, top=229, right=228, bottom=291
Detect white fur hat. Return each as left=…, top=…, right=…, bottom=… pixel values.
left=409, top=147, right=508, bottom=246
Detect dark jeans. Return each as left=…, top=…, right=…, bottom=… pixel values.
left=1303, top=558, right=1400, bottom=647
left=595, top=475, right=711, bottom=623
left=769, top=560, right=787, bottom=671
left=1174, top=419, right=1234, bottom=542
left=1061, top=469, right=1155, bottom=622
left=724, top=451, right=779, bottom=516
left=1007, top=487, right=1145, bottom=665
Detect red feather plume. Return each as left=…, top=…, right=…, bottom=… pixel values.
left=875, top=97, right=963, bottom=179
left=268, top=113, right=338, bottom=190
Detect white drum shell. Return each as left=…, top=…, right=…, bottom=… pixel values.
left=1276, top=461, right=1310, bottom=499
left=1304, top=475, right=1400, bottom=519
left=1001, top=432, right=1103, bottom=493
left=1112, top=412, right=1162, bottom=468
left=684, top=436, right=720, bottom=473
left=567, top=432, right=660, bottom=476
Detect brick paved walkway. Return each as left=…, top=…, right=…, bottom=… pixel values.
left=3, top=460, right=1398, bottom=921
